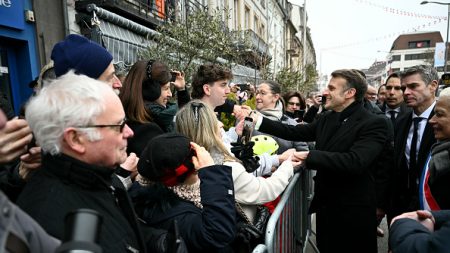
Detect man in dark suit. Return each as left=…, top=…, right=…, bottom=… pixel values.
left=388, top=65, right=439, bottom=224
left=250, top=69, right=388, bottom=253
left=381, top=72, right=412, bottom=132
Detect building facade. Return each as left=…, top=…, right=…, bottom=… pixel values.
left=387, top=31, right=444, bottom=74
left=0, top=0, right=317, bottom=114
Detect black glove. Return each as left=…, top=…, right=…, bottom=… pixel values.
left=230, top=141, right=260, bottom=173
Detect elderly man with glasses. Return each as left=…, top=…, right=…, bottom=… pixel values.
left=16, top=72, right=147, bottom=252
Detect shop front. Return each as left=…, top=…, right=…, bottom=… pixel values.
left=0, top=0, right=39, bottom=115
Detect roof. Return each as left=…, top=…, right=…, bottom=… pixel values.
left=390, top=31, right=443, bottom=50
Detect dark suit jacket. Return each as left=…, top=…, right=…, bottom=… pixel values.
left=381, top=102, right=412, bottom=135
left=391, top=107, right=437, bottom=216
left=260, top=102, right=388, bottom=208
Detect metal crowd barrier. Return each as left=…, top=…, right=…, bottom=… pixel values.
left=252, top=168, right=316, bottom=253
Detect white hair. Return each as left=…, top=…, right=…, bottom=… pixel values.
left=25, top=71, right=114, bottom=155
left=439, top=87, right=450, bottom=98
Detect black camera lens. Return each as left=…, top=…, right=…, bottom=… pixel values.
left=56, top=209, right=102, bottom=253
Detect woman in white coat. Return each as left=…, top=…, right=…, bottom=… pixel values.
left=176, top=100, right=301, bottom=223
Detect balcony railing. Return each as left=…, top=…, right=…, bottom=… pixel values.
left=234, top=29, right=268, bottom=55
left=76, top=0, right=177, bottom=27
left=287, top=38, right=300, bottom=56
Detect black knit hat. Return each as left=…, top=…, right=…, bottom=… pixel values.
left=137, top=132, right=195, bottom=186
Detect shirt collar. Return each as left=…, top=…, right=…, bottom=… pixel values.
left=413, top=100, right=436, bottom=119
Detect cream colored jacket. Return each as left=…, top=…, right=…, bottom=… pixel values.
left=225, top=159, right=294, bottom=223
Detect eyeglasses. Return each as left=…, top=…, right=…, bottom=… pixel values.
left=288, top=102, right=301, bottom=106
left=76, top=118, right=127, bottom=133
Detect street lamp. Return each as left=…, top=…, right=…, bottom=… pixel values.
left=421, top=1, right=450, bottom=72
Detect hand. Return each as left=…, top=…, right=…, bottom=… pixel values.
left=171, top=71, right=186, bottom=91
left=312, top=95, right=322, bottom=107
left=235, top=118, right=244, bottom=136
left=293, top=151, right=309, bottom=162
left=120, top=152, right=139, bottom=179
left=19, top=146, right=42, bottom=180
left=0, top=118, right=33, bottom=164
left=190, top=142, right=214, bottom=170
left=278, top=148, right=295, bottom=163
left=391, top=210, right=435, bottom=232
left=233, top=105, right=252, bottom=121
left=416, top=210, right=435, bottom=232
left=0, top=109, right=6, bottom=129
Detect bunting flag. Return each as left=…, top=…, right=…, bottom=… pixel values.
left=321, top=18, right=446, bottom=51
left=354, top=0, right=447, bottom=20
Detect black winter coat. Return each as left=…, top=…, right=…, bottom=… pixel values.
left=259, top=101, right=388, bottom=253
left=17, top=154, right=145, bottom=253
left=131, top=165, right=236, bottom=253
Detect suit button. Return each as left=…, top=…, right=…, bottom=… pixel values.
left=2, top=206, right=10, bottom=217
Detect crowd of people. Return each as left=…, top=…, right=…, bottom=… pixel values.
left=0, top=33, right=449, bottom=253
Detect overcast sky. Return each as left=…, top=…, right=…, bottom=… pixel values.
left=290, top=0, right=447, bottom=76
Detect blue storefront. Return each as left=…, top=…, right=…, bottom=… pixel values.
left=0, top=0, right=39, bottom=115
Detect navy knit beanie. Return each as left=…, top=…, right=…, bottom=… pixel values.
left=51, top=34, right=113, bottom=79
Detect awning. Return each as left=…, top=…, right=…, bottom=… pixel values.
left=88, top=5, right=159, bottom=65
left=99, top=19, right=155, bottom=65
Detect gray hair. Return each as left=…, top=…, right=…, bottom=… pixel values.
left=401, top=65, right=439, bottom=85
left=25, top=71, right=112, bottom=155
left=439, top=87, right=450, bottom=98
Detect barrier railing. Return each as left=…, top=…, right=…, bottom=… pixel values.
left=252, top=168, right=316, bottom=253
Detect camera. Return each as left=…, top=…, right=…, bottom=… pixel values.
left=293, top=110, right=305, bottom=122
left=170, top=71, right=177, bottom=82
left=55, top=209, right=102, bottom=253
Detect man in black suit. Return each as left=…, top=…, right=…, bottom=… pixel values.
left=381, top=72, right=412, bottom=132
left=250, top=69, right=388, bottom=253
left=388, top=65, right=439, bottom=224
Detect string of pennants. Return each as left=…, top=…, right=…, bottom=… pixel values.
left=353, top=0, right=447, bottom=20
left=322, top=1, right=447, bottom=51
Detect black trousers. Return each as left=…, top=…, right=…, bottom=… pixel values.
left=315, top=204, right=377, bottom=253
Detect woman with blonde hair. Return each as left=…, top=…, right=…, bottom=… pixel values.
left=176, top=100, right=300, bottom=223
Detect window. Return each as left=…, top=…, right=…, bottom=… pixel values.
left=391, top=55, right=401, bottom=62
left=405, top=53, right=428, bottom=61
left=254, top=15, right=258, bottom=32
left=391, top=68, right=401, bottom=73
left=244, top=6, right=250, bottom=30
left=260, top=23, right=265, bottom=40
left=408, top=40, right=431, bottom=49
left=234, top=0, right=239, bottom=30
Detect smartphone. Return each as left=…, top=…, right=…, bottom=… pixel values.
left=293, top=110, right=305, bottom=121
left=170, top=71, right=177, bottom=82
left=239, top=117, right=254, bottom=144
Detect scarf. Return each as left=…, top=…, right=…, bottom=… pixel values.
left=169, top=180, right=202, bottom=209
left=419, top=141, right=450, bottom=210
left=258, top=101, right=284, bottom=121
